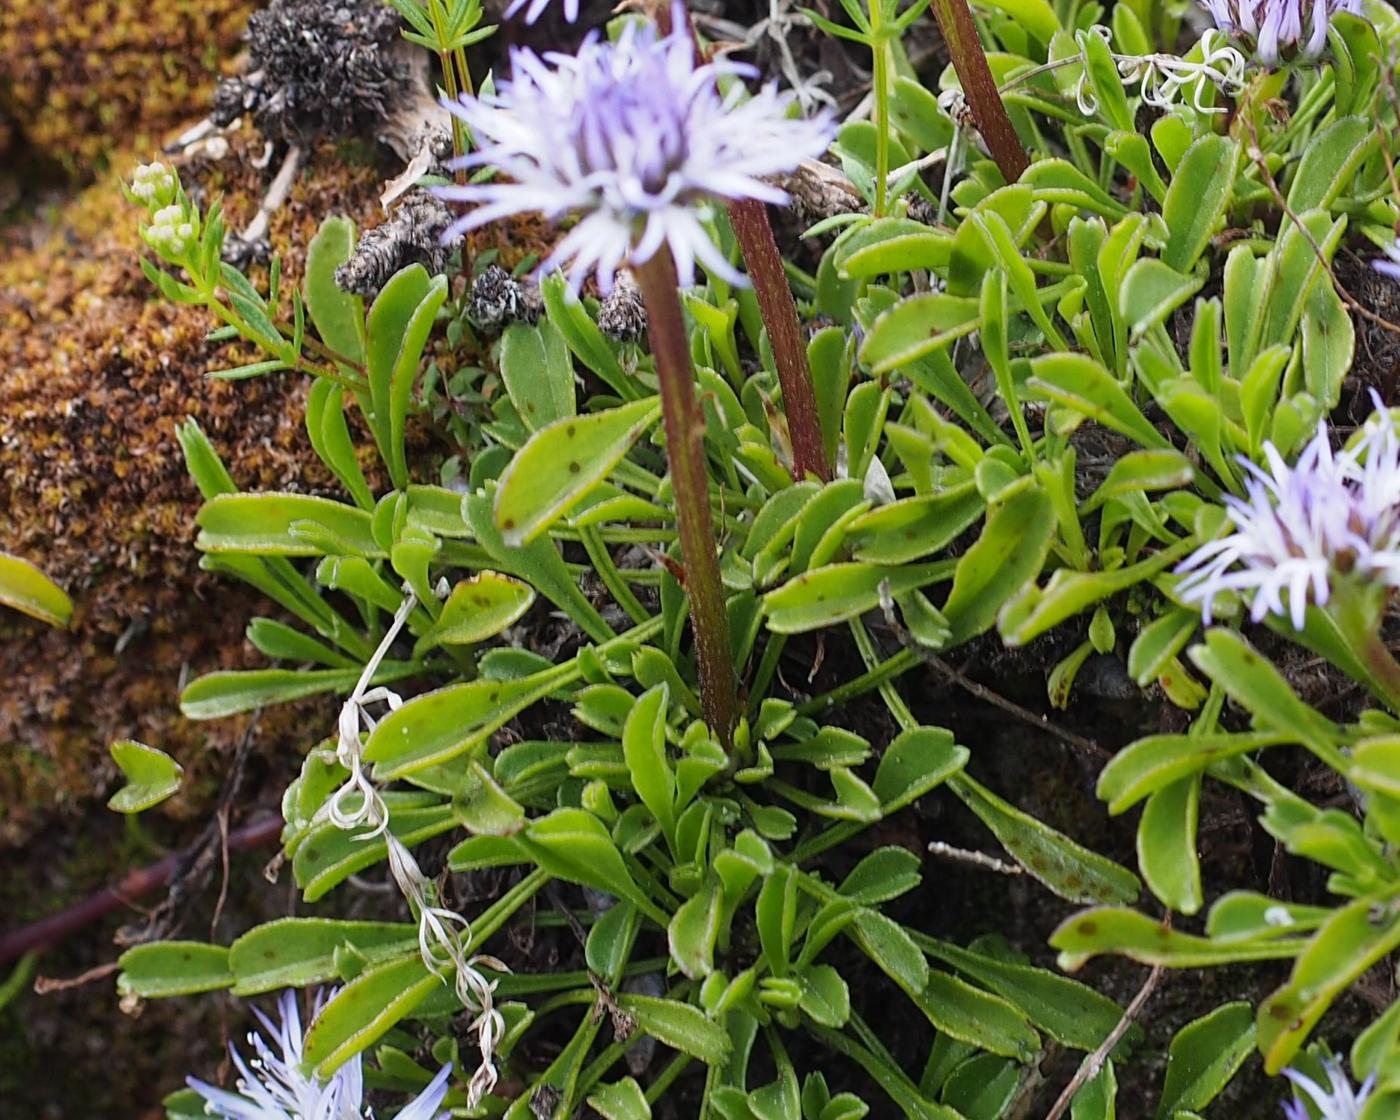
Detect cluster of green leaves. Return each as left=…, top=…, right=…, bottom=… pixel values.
left=113, top=0, right=1400, bottom=1116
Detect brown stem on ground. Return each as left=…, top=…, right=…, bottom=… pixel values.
left=929, top=0, right=1030, bottom=183
left=0, top=815, right=282, bottom=969
left=727, top=198, right=830, bottom=480
left=632, top=249, right=739, bottom=747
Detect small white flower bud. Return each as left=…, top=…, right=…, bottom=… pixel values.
left=130, top=161, right=177, bottom=209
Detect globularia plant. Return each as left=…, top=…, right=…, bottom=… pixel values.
left=88, top=0, right=1400, bottom=1115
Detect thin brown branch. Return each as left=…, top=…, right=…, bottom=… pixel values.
left=926, top=655, right=1112, bottom=761
left=1245, top=122, right=1400, bottom=339
left=1042, top=964, right=1165, bottom=1120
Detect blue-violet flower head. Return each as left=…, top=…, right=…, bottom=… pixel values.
left=434, top=8, right=834, bottom=292
left=1281, top=1057, right=1374, bottom=1120
left=1176, top=398, right=1400, bottom=629
left=503, top=0, right=578, bottom=25
left=1200, top=0, right=1361, bottom=66
left=1373, top=240, right=1400, bottom=283
left=187, top=989, right=453, bottom=1120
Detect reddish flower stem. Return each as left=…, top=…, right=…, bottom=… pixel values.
left=0, top=815, right=282, bottom=967
left=663, top=0, right=830, bottom=481
left=727, top=198, right=830, bottom=480
left=929, top=0, right=1029, bottom=182
left=632, top=250, right=738, bottom=747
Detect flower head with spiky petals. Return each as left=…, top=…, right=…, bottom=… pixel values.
left=503, top=0, right=578, bottom=25
left=433, top=7, right=834, bottom=293
left=1373, top=240, right=1400, bottom=283
left=187, top=989, right=453, bottom=1120
left=1200, top=0, right=1361, bottom=66
left=1176, top=397, right=1400, bottom=630
left=1282, top=1057, right=1375, bottom=1119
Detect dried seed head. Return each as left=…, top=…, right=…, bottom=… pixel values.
left=334, top=190, right=462, bottom=298
left=215, top=0, right=408, bottom=144
left=466, top=264, right=543, bottom=333
left=597, top=271, right=647, bottom=341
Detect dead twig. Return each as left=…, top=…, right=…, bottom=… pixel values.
left=926, top=655, right=1112, bottom=761
left=1244, top=121, right=1400, bottom=339
left=1043, top=964, right=1166, bottom=1120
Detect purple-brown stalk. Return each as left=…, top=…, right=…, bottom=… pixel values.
left=929, top=0, right=1029, bottom=183
left=633, top=250, right=739, bottom=745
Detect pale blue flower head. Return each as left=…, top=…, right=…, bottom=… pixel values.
left=434, top=6, right=834, bottom=293
left=1281, top=1057, right=1374, bottom=1119
left=1176, top=398, right=1400, bottom=629
left=187, top=989, right=452, bottom=1120
left=504, top=0, right=578, bottom=25
left=1374, top=241, right=1400, bottom=283
left=1200, top=0, right=1361, bottom=66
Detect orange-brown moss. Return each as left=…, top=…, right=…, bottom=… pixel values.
left=0, top=138, right=393, bottom=845
left=0, top=0, right=255, bottom=183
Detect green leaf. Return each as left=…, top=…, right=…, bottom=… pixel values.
left=619, top=993, right=731, bottom=1064
left=762, top=561, right=955, bottom=633
left=364, top=671, right=571, bottom=778
left=919, top=938, right=1125, bottom=1051
left=117, top=942, right=232, bottom=998
left=1071, top=1061, right=1116, bottom=1120
left=846, top=485, right=986, bottom=566
left=500, top=319, right=578, bottom=431
left=519, top=808, right=661, bottom=921
left=1051, top=908, right=1302, bottom=971
left=294, top=800, right=458, bottom=902
left=107, top=740, right=183, bottom=813
left=1138, top=775, right=1203, bottom=915
left=859, top=292, right=981, bottom=372
left=872, top=727, right=969, bottom=813
left=228, top=919, right=417, bottom=995
left=465, top=487, right=615, bottom=642
left=1257, top=891, right=1400, bottom=1072
left=624, top=685, right=677, bottom=843
left=304, top=216, right=365, bottom=364
left=0, top=552, right=72, bottom=627
left=798, top=964, right=851, bottom=1028
left=494, top=396, right=661, bottom=545
left=1097, top=730, right=1285, bottom=814
left=1120, top=259, right=1206, bottom=340
left=413, top=572, right=535, bottom=655
left=196, top=493, right=382, bottom=557
left=669, top=877, right=721, bottom=980
left=1127, top=609, right=1199, bottom=686
left=839, top=847, right=922, bottom=904
left=851, top=908, right=929, bottom=995
left=1156, top=1001, right=1254, bottom=1117
left=941, top=483, right=1055, bottom=645
left=303, top=953, right=440, bottom=1077
left=306, top=380, right=374, bottom=511
left=913, top=972, right=1040, bottom=1062
left=758, top=865, right=799, bottom=977
left=1161, top=135, right=1238, bottom=271
left=955, top=775, right=1140, bottom=905
left=588, top=1078, right=652, bottom=1120
left=540, top=273, right=633, bottom=399
left=1189, top=630, right=1344, bottom=768
left=1028, top=353, right=1169, bottom=449
left=365, top=266, right=448, bottom=487
left=180, top=663, right=417, bottom=720
left=1286, top=117, right=1377, bottom=212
